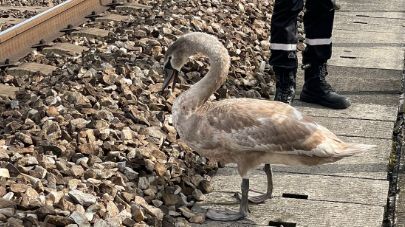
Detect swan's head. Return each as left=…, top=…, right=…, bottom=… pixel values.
left=161, top=36, right=194, bottom=91
left=161, top=56, right=180, bottom=91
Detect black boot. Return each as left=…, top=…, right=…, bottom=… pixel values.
left=273, top=67, right=296, bottom=105
left=300, top=63, right=350, bottom=109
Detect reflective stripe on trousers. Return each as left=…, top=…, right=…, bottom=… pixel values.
left=269, top=0, right=336, bottom=68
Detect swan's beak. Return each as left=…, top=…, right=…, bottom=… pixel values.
left=162, top=63, right=179, bottom=91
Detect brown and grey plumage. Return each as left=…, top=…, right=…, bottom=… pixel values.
left=161, top=32, right=375, bottom=221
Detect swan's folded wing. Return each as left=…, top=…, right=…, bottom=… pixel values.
left=204, top=101, right=339, bottom=156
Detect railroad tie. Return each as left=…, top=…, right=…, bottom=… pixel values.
left=42, top=43, right=89, bottom=57
left=7, top=62, right=57, bottom=77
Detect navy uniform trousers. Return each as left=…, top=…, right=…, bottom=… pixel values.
left=269, top=0, right=335, bottom=69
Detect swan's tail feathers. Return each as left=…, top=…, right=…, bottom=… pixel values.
left=334, top=143, right=376, bottom=158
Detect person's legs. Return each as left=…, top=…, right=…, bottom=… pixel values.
left=300, top=0, right=350, bottom=109
left=269, top=0, right=304, bottom=104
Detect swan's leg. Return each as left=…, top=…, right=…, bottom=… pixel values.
left=206, top=178, right=249, bottom=221
left=235, top=164, right=273, bottom=204
left=240, top=178, right=249, bottom=214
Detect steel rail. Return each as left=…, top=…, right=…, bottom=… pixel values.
left=0, top=0, right=114, bottom=64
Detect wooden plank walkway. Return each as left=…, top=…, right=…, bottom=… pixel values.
left=195, top=0, right=404, bottom=226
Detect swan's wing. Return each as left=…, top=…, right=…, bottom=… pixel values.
left=202, top=99, right=343, bottom=157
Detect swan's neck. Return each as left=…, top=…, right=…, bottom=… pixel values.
left=174, top=41, right=230, bottom=115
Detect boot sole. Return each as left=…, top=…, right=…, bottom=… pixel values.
left=300, top=93, right=350, bottom=109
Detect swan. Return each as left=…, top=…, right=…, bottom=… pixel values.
left=161, top=32, right=375, bottom=221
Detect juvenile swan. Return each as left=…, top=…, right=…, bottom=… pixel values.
left=161, top=32, right=375, bottom=221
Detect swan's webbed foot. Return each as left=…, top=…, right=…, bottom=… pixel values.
left=207, top=178, right=250, bottom=221
left=206, top=209, right=247, bottom=221
left=249, top=193, right=273, bottom=204
left=234, top=190, right=273, bottom=204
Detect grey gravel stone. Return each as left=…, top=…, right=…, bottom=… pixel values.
left=137, top=177, right=149, bottom=190
left=68, top=190, right=97, bottom=207
left=124, top=167, right=138, bottom=180
left=70, top=211, right=90, bottom=226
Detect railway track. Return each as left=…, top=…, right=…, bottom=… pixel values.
left=0, top=6, right=49, bottom=31
left=0, top=0, right=68, bottom=31
left=0, top=0, right=112, bottom=99
left=0, top=0, right=118, bottom=64
left=0, top=0, right=148, bottom=97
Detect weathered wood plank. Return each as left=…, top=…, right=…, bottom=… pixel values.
left=334, top=12, right=404, bottom=40
left=329, top=47, right=403, bottom=70
left=209, top=167, right=388, bottom=206
left=338, top=0, right=404, bottom=12
left=196, top=196, right=384, bottom=226
left=314, top=117, right=394, bottom=139
left=295, top=65, right=402, bottom=94
left=295, top=103, right=397, bottom=122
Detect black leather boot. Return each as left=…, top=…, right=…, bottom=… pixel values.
left=273, top=67, right=296, bottom=105
left=300, top=63, right=350, bottom=109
